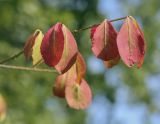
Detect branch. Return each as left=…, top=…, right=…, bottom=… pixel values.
left=0, top=16, right=127, bottom=64
left=72, top=16, right=127, bottom=33
left=0, top=50, right=24, bottom=64
left=0, top=16, right=127, bottom=73
left=0, top=64, right=57, bottom=73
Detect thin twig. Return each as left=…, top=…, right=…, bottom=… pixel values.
left=72, top=16, right=127, bottom=33
left=0, top=64, right=57, bottom=73
left=109, top=16, right=127, bottom=22
left=0, top=50, right=24, bottom=64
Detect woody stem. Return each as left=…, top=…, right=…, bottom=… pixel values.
left=72, top=16, right=127, bottom=33
left=0, top=64, right=57, bottom=73
left=0, top=50, right=24, bottom=64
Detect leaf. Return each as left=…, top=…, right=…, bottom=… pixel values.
left=24, top=30, right=44, bottom=65
left=53, top=70, right=77, bottom=98
left=104, top=55, right=120, bottom=68
left=129, top=16, right=145, bottom=37
left=53, top=73, right=67, bottom=98
left=24, top=30, right=40, bottom=60
left=91, top=24, right=120, bottom=68
left=64, top=52, right=86, bottom=85
left=90, top=19, right=119, bottom=61
left=0, top=94, right=6, bottom=122
left=32, top=30, right=44, bottom=65
left=64, top=53, right=91, bottom=109
left=53, top=52, right=92, bottom=109
left=117, top=16, right=145, bottom=68
left=40, top=23, right=64, bottom=67
left=41, top=23, right=78, bottom=74
left=65, top=79, right=92, bottom=110
left=75, top=52, right=86, bottom=83
left=55, top=24, right=78, bottom=74
left=53, top=52, right=86, bottom=98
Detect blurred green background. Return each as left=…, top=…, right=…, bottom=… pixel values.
left=0, top=0, right=160, bottom=124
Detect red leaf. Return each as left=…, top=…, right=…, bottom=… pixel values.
left=65, top=79, right=92, bottom=110
left=53, top=52, right=87, bottom=100
left=63, top=52, right=86, bottom=85
left=53, top=52, right=92, bottom=109
left=55, top=24, right=78, bottom=74
left=91, top=20, right=119, bottom=61
left=117, top=16, right=145, bottom=68
left=41, top=23, right=64, bottom=67
left=24, top=30, right=40, bottom=60
left=41, top=23, right=78, bottom=74
left=53, top=61, right=77, bottom=98
left=53, top=73, right=67, bottom=98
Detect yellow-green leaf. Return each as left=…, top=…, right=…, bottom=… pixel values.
left=32, top=29, right=44, bottom=65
